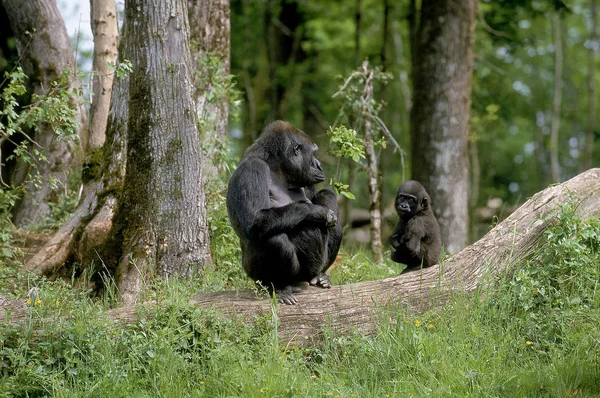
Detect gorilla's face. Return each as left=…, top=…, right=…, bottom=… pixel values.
left=282, top=129, right=324, bottom=187
left=395, top=180, right=430, bottom=217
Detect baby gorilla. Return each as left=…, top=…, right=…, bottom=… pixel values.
left=388, top=180, right=441, bottom=270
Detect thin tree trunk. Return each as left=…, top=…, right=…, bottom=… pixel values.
left=378, top=0, right=390, bottom=224
left=469, top=138, right=480, bottom=242
left=354, top=0, right=362, bottom=66
left=88, top=0, right=119, bottom=151
left=2, top=0, right=87, bottom=227
left=392, top=20, right=412, bottom=115
left=407, top=0, right=418, bottom=78
left=360, top=63, right=383, bottom=262
left=365, top=115, right=383, bottom=262
left=264, top=0, right=305, bottom=124
left=188, top=0, right=230, bottom=179
left=550, top=12, right=563, bottom=183
left=111, top=0, right=211, bottom=304
left=410, top=0, right=475, bottom=254
left=342, top=0, right=363, bottom=228
left=584, top=0, right=598, bottom=171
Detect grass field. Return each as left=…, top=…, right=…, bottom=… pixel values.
left=1, top=202, right=599, bottom=397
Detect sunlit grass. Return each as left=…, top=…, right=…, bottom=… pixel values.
left=1, top=202, right=599, bottom=396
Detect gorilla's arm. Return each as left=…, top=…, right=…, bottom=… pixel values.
left=405, top=217, right=426, bottom=254
left=228, top=158, right=332, bottom=241
left=389, top=221, right=403, bottom=249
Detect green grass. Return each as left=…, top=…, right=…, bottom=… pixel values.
left=1, top=202, right=599, bottom=397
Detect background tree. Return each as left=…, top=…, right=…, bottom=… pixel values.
left=550, top=10, right=564, bottom=183
left=188, top=0, right=231, bottom=179
left=410, top=0, right=476, bottom=254
left=88, top=0, right=119, bottom=151
left=583, top=0, right=598, bottom=171
left=107, top=0, right=212, bottom=304
left=1, top=0, right=87, bottom=227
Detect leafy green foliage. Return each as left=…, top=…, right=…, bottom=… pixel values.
left=327, top=62, right=394, bottom=204
left=327, top=125, right=365, bottom=163
left=0, top=66, right=82, bottom=263
left=484, top=200, right=600, bottom=349
left=326, top=125, right=365, bottom=199
left=107, top=59, right=133, bottom=79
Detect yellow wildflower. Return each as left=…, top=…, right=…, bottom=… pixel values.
left=26, top=298, right=32, bottom=306
left=56, top=300, right=61, bottom=307
left=260, top=388, right=266, bottom=393
left=526, top=340, right=532, bottom=345
left=414, top=320, right=421, bottom=327
left=200, top=381, right=205, bottom=385
left=428, top=323, right=434, bottom=330
left=34, top=299, right=41, bottom=306
left=311, top=375, right=317, bottom=379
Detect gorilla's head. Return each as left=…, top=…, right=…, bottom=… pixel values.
left=255, top=120, right=325, bottom=187
left=395, top=180, right=431, bottom=217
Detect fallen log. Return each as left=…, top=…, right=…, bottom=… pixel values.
left=3, top=168, right=600, bottom=346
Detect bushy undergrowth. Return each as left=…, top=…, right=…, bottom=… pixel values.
left=1, top=202, right=599, bottom=397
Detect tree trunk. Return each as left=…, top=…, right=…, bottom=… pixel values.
left=365, top=117, right=383, bottom=262
left=264, top=0, right=305, bottom=123
left=468, top=137, right=480, bottom=241
left=583, top=0, right=598, bottom=171
left=392, top=20, right=412, bottom=115
left=188, top=0, right=230, bottom=179
left=26, top=64, right=129, bottom=277
left=361, top=65, right=383, bottom=263
left=410, top=0, right=475, bottom=254
left=25, top=0, right=128, bottom=277
left=550, top=11, right=563, bottom=183
left=354, top=0, right=362, bottom=65
left=88, top=0, right=119, bottom=151
left=407, top=0, right=418, bottom=78
left=8, top=169, right=599, bottom=346
left=2, top=0, right=87, bottom=227
left=111, top=0, right=212, bottom=304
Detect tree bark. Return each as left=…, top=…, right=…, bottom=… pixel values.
left=2, top=0, right=87, bottom=227
left=25, top=62, right=129, bottom=276
left=410, top=0, right=476, bottom=254
left=111, top=0, right=212, bottom=304
left=583, top=0, right=598, bottom=171
left=7, top=169, right=600, bottom=346
left=188, top=0, right=230, bottom=179
left=550, top=11, right=563, bottom=183
left=88, top=0, right=119, bottom=151
left=264, top=0, right=305, bottom=123
left=361, top=65, right=383, bottom=263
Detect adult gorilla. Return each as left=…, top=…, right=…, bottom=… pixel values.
left=226, top=121, right=342, bottom=304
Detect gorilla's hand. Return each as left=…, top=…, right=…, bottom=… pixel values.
left=325, top=209, right=337, bottom=227
left=306, top=204, right=337, bottom=226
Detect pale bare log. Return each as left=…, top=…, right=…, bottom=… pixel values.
left=5, top=169, right=600, bottom=346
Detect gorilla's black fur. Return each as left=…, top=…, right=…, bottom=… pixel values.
left=388, top=180, right=441, bottom=270
left=226, top=121, right=342, bottom=304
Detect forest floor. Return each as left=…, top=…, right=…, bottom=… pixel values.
left=1, top=203, right=599, bottom=397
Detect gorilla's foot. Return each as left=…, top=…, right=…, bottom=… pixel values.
left=309, top=272, right=331, bottom=288
left=276, top=285, right=299, bottom=305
